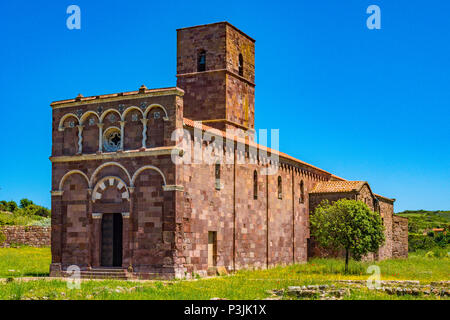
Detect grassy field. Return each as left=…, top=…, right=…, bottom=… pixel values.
left=0, top=246, right=51, bottom=278
left=0, top=246, right=448, bottom=300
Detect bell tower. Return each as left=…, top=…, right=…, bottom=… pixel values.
left=176, top=22, right=255, bottom=135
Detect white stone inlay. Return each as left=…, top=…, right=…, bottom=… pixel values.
left=99, top=182, right=106, bottom=190
left=117, top=182, right=124, bottom=190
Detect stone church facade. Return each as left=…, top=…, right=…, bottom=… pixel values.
left=50, top=22, right=408, bottom=279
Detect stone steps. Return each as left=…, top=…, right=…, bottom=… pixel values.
left=79, top=268, right=130, bottom=280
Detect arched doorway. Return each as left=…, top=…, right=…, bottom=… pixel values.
left=101, top=213, right=123, bottom=267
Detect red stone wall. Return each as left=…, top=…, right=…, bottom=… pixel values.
left=61, top=173, right=89, bottom=267
left=0, top=226, right=50, bottom=247
left=356, top=185, right=375, bottom=211
left=377, top=199, right=394, bottom=260
left=392, top=215, right=408, bottom=258
left=177, top=134, right=327, bottom=276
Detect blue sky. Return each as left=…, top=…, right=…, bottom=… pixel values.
left=0, top=0, right=449, bottom=212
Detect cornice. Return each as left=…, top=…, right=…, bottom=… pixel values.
left=50, top=146, right=182, bottom=163
left=51, top=88, right=184, bottom=110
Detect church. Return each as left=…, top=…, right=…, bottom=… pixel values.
left=50, top=22, right=408, bottom=279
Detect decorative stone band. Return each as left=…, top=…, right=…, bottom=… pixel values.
left=49, top=146, right=181, bottom=163
left=92, top=213, right=103, bottom=219
left=176, top=69, right=255, bottom=87
left=121, top=212, right=130, bottom=219
left=162, top=185, right=184, bottom=192
left=50, top=190, right=64, bottom=196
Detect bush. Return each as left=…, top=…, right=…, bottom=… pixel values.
left=409, top=233, right=449, bottom=252
left=22, top=204, right=50, bottom=217
left=7, top=201, right=18, bottom=212
left=0, top=231, right=5, bottom=245
left=409, top=234, right=435, bottom=251
left=0, top=211, right=44, bottom=226
left=19, top=198, right=34, bottom=209
left=30, top=218, right=51, bottom=227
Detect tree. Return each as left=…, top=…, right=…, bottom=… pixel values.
left=6, top=201, right=18, bottom=212
left=310, top=199, right=385, bottom=273
left=19, top=198, right=34, bottom=209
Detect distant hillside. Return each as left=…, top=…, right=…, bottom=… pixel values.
left=396, top=210, right=450, bottom=234
left=0, top=199, right=50, bottom=227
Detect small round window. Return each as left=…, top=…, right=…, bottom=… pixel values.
left=103, top=127, right=121, bottom=152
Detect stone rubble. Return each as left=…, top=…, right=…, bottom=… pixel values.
left=268, top=280, right=450, bottom=300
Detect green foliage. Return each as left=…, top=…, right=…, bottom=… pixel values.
left=19, top=199, right=34, bottom=209
left=19, top=204, right=50, bottom=217
left=0, top=198, right=50, bottom=226
left=397, top=210, right=449, bottom=252
left=311, top=199, right=385, bottom=271
left=396, top=210, right=450, bottom=234
left=29, top=218, right=51, bottom=227
left=409, top=234, right=436, bottom=251
left=0, top=201, right=6, bottom=212
left=408, top=233, right=449, bottom=252
left=0, top=231, right=5, bottom=245
left=3, top=201, right=18, bottom=212
left=0, top=211, right=49, bottom=226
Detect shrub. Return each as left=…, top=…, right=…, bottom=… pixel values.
left=0, top=230, right=5, bottom=245
left=19, top=198, right=34, bottom=209
left=409, top=233, right=449, bottom=251
left=408, top=233, right=435, bottom=251
left=30, top=218, right=51, bottom=227
left=6, top=201, right=18, bottom=212
left=17, top=204, right=50, bottom=218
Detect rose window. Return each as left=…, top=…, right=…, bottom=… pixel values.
left=103, top=128, right=121, bottom=152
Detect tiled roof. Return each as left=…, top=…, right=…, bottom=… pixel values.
left=182, top=118, right=332, bottom=175
left=310, top=181, right=367, bottom=194
left=374, top=193, right=396, bottom=202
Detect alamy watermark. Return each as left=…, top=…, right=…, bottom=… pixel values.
left=66, top=5, right=81, bottom=30
left=366, top=265, right=381, bottom=289
left=66, top=265, right=81, bottom=289
left=367, top=5, right=381, bottom=30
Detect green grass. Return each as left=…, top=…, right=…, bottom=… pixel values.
left=0, top=246, right=448, bottom=300
left=0, top=246, right=51, bottom=278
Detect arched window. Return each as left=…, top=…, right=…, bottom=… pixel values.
left=215, top=162, right=221, bottom=190
left=299, top=180, right=305, bottom=204
left=198, top=50, right=206, bottom=72
left=277, top=176, right=282, bottom=199
left=238, top=54, right=244, bottom=76
left=253, top=170, right=258, bottom=200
